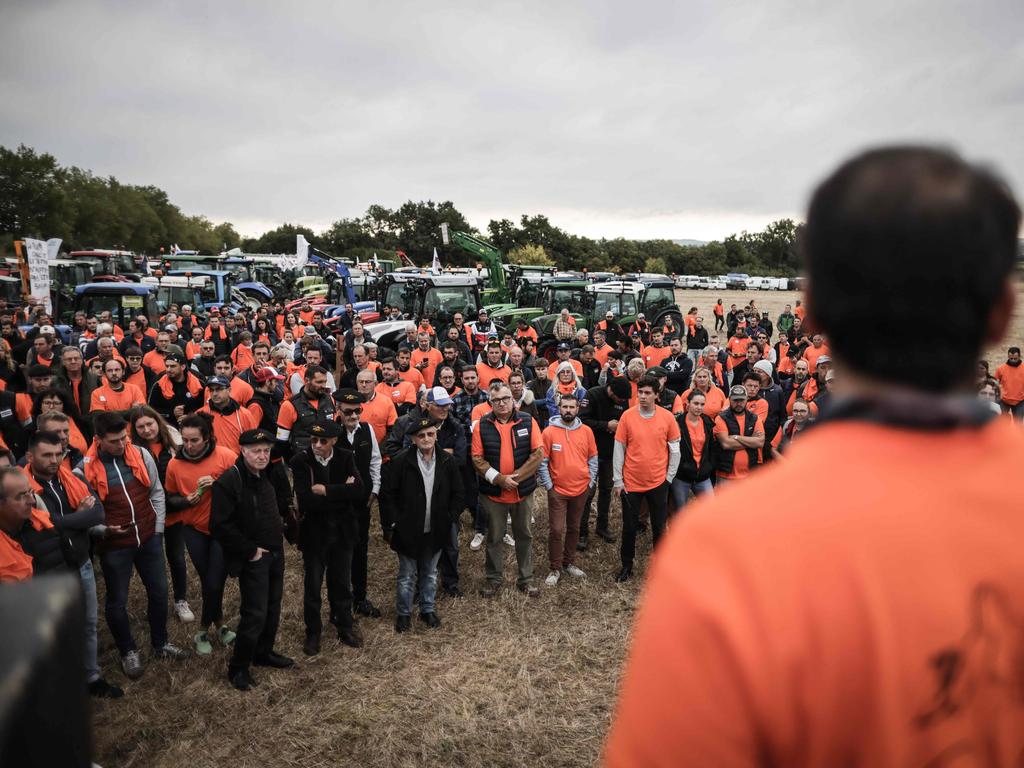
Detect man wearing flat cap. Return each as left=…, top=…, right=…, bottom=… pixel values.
left=211, top=428, right=295, bottom=691
left=380, top=417, right=463, bottom=633
left=290, top=417, right=366, bottom=655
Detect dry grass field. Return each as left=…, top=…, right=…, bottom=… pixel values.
left=91, top=280, right=1023, bottom=767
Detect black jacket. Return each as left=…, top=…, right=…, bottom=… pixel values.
left=662, top=353, right=694, bottom=394
left=211, top=455, right=292, bottom=575
left=686, top=326, right=709, bottom=351
left=380, top=446, right=463, bottom=559
left=675, top=414, right=717, bottom=482
left=290, top=447, right=364, bottom=553
left=382, top=407, right=466, bottom=463
left=580, top=385, right=627, bottom=459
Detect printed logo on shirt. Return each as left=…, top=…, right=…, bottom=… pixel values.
left=552, top=443, right=562, bottom=451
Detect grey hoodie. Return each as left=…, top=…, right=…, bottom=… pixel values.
left=537, top=416, right=599, bottom=492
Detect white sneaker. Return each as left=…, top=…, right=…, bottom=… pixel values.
left=503, top=533, right=515, bottom=547
left=470, top=532, right=485, bottom=551
left=564, top=564, right=586, bottom=578
left=545, top=570, right=560, bottom=587
left=174, top=600, right=195, bottom=623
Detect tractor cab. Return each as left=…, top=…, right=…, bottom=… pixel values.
left=68, top=249, right=147, bottom=281
left=73, top=283, right=160, bottom=330
left=365, top=273, right=481, bottom=351
left=141, top=275, right=219, bottom=316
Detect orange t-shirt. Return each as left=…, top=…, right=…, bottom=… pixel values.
left=200, top=405, right=257, bottom=455
left=642, top=344, right=673, bottom=369
left=614, top=406, right=681, bottom=492
left=0, top=508, right=53, bottom=582
left=142, top=349, right=167, bottom=375
left=375, top=380, right=417, bottom=407
left=803, top=343, right=831, bottom=373
left=479, top=362, right=512, bottom=387
left=713, top=410, right=762, bottom=479
left=90, top=382, right=145, bottom=413
left=470, top=401, right=493, bottom=425
left=605, top=417, right=1024, bottom=768
left=726, top=336, right=749, bottom=370
left=410, top=347, right=443, bottom=391
left=471, top=414, right=543, bottom=504
left=593, top=344, right=613, bottom=368
left=360, top=392, right=398, bottom=444
left=713, top=303, right=724, bottom=317
left=793, top=304, right=806, bottom=320
left=994, top=362, right=1024, bottom=406
left=397, top=366, right=425, bottom=391
left=683, top=416, right=706, bottom=468
left=231, top=344, right=256, bottom=373
left=542, top=422, right=597, bottom=497
left=164, top=446, right=237, bottom=533
left=680, top=386, right=727, bottom=420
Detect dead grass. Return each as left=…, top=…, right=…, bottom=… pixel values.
left=91, top=494, right=643, bottom=768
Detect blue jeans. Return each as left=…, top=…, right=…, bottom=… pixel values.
left=670, top=477, right=714, bottom=513
left=182, top=525, right=227, bottom=627
left=80, top=560, right=100, bottom=683
left=395, top=548, right=442, bottom=617
left=99, top=533, right=169, bottom=655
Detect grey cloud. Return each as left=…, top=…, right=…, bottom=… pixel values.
left=1, top=0, right=1021, bottom=239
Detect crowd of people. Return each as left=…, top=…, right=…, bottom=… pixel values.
left=0, top=221, right=1021, bottom=695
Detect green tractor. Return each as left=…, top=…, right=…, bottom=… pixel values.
left=448, top=231, right=551, bottom=325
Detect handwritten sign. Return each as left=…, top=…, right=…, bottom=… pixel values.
left=22, top=238, right=51, bottom=314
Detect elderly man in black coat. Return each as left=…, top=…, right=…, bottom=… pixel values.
left=290, top=418, right=365, bottom=656
left=380, top=417, right=464, bottom=633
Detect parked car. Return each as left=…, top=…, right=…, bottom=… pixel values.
left=725, top=273, right=749, bottom=290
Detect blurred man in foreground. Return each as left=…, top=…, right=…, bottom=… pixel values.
left=606, top=146, right=1024, bottom=766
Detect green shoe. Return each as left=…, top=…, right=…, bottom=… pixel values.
left=219, top=626, right=237, bottom=646
left=194, top=631, right=213, bottom=656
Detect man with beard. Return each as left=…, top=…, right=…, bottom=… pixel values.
left=90, top=359, right=145, bottom=414
left=376, top=357, right=418, bottom=416
left=662, top=337, right=694, bottom=396
left=148, top=353, right=204, bottom=424
left=277, top=365, right=336, bottom=456
left=246, top=366, right=286, bottom=435
left=714, top=385, right=765, bottom=486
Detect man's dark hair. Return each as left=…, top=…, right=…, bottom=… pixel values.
left=803, top=146, right=1020, bottom=390
left=214, top=354, right=232, bottom=366
left=742, top=372, right=762, bottom=385
left=304, top=364, right=326, bottom=381
left=1010, top=347, right=1021, bottom=355
left=380, top=356, right=396, bottom=368
left=636, top=375, right=661, bottom=394
left=124, top=345, right=143, bottom=358
left=253, top=341, right=270, bottom=353
left=28, top=430, right=62, bottom=451
left=558, top=391, right=578, bottom=402
left=93, top=411, right=128, bottom=437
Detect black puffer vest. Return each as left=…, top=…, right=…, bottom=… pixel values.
left=476, top=411, right=537, bottom=499
left=290, top=390, right=336, bottom=452
left=715, top=409, right=760, bottom=474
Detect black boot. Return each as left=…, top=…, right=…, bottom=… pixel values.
left=228, top=667, right=257, bottom=691
left=419, top=612, right=442, bottom=629
left=615, top=565, right=633, bottom=583
left=303, top=634, right=321, bottom=656
left=395, top=615, right=412, bottom=633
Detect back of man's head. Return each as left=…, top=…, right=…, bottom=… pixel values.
left=803, top=146, right=1019, bottom=391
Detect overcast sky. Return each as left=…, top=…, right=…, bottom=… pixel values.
left=2, top=0, right=1021, bottom=242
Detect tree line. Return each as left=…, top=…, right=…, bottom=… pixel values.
left=1, top=144, right=801, bottom=276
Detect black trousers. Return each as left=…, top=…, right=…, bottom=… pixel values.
left=230, top=548, right=284, bottom=673
left=350, top=502, right=372, bottom=603
left=305, top=540, right=354, bottom=635
left=582, top=458, right=614, bottom=537
left=620, top=483, right=669, bottom=568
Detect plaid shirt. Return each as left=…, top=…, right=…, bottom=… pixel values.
left=451, top=388, right=489, bottom=436
left=553, top=318, right=576, bottom=341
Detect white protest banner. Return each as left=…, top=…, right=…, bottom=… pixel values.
left=22, top=238, right=52, bottom=314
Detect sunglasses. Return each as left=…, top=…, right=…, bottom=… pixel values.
left=341, top=407, right=362, bottom=416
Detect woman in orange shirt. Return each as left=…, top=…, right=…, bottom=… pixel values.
left=163, top=412, right=238, bottom=655
left=680, top=367, right=728, bottom=419
left=712, top=299, right=725, bottom=331
left=671, top=391, right=716, bottom=512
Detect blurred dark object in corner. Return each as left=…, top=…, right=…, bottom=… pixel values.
left=0, top=574, right=91, bottom=767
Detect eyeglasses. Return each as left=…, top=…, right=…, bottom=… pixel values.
left=341, top=408, right=362, bottom=416
left=490, top=396, right=512, bottom=404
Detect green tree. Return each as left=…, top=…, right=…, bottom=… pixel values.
left=242, top=223, right=319, bottom=254
left=322, top=217, right=372, bottom=255
left=508, top=243, right=553, bottom=266
left=643, top=256, right=668, bottom=275
left=0, top=144, right=69, bottom=240
left=391, top=200, right=474, bottom=266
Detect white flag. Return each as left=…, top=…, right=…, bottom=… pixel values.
left=294, top=234, right=310, bottom=269
left=22, top=238, right=52, bottom=314
left=431, top=247, right=441, bottom=275
left=46, top=238, right=62, bottom=262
